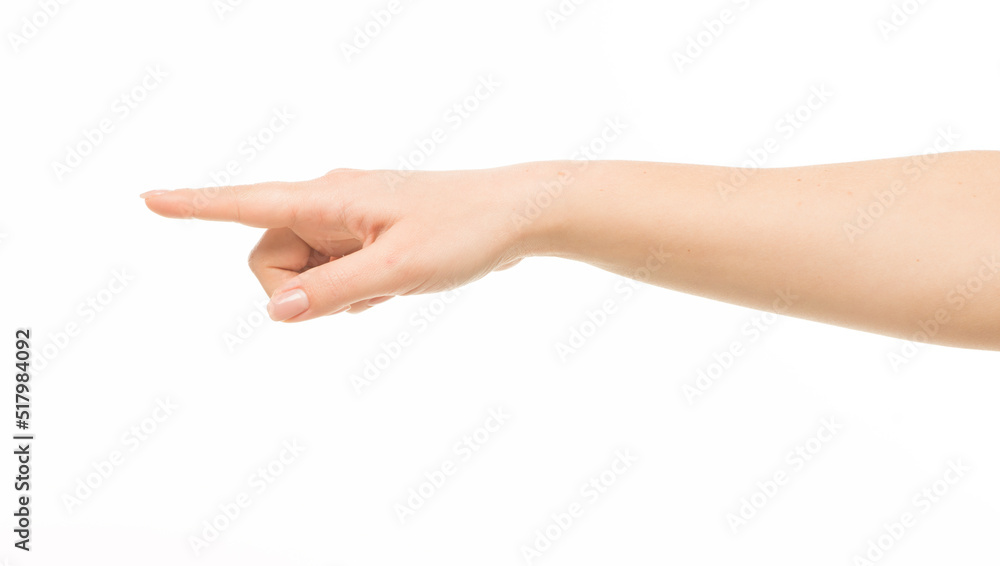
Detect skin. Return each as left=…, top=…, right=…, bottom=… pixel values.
left=143, top=150, right=1000, bottom=350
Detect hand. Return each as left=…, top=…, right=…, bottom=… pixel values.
left=142, top=166, right=541, bottom=322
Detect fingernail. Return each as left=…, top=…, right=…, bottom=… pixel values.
left=268, top=289, right=309, bottom=321
left=367, top=296, right=392, bottom=307
left=139, top=190, right=170, bottom=199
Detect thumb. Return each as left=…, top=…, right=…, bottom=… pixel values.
left=266, top=238, right=408, bottom=322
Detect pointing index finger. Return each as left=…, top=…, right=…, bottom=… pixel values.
left=142, top=182, right=299, bottom=228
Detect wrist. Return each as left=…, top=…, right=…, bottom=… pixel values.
left=499, top=160, right=586, bottom=260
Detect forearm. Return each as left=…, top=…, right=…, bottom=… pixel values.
left=513, top=152, right=1000, bottom=350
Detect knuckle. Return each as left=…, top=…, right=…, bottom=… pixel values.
left=218, top=186, right=244, bottom=224
left=246, top=248, right=260, bottom=272
left=322, top=168, right=360, bottom=181
left=312, top=263, right=350, bottom=297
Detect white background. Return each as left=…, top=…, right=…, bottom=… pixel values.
left=2, top=0, right=1000, bottom=564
